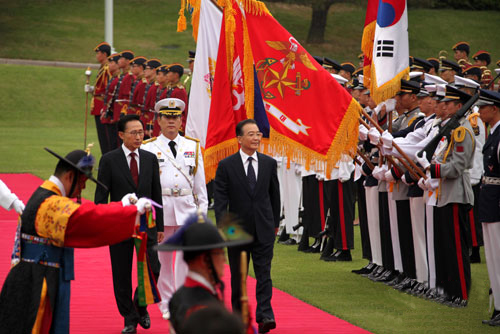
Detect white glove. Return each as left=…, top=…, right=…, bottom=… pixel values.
left=374, top=102, right=385, bottom=115
left=84, top=84, right=94, bottom=93
left=121, top=193, right=138, bottom=206
left=381, top=130, right=393, bottom=149
left=135, top=198, right=152, bottom=215
left=417, top=177, right=427, bottom=191
left=384, top=170, right=395, bottom=182
left=12, top=199, right=25, bottom=215
left=385, top=98, right=396, bottom=112
left=415, top=151, right=431, bottom=170
left=368, top=127, right=381, bottom=145
left=401, top=174, right=411, bottom=185
left=372, top=165, right=387, bottom=180
left=359, top=125, right=368, bottom=141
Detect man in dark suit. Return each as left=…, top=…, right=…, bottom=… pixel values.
left=95, top=114, right=163, bottom=334
left=214, top=119, right=280, bottom=333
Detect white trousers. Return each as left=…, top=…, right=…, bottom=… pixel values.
left=410, top=197, right=428, bottom=283
left=483, top=222, right=500, bottom=310
left=157, top=226, right=188, bottom=313
left=388, top=192, right=403, bottom=272
left=426, top=203, right=436, bottom=289
left=365, top=186, right=382, bottom=266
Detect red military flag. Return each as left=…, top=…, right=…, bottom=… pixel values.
left=361, top=0, right=379, bottom=88
left=204, top=0, right=361, bottom=179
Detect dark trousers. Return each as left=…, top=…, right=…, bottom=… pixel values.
left=356, top=177, right=371, bottom=260
left=228, top=240, right=274, bottom=322
left=396, top=200, right=416, bottom=278
left=302, top=175, right=325, bottom=237
left=94, top=115, right=109, bottom=155
left=325, top=179, right=355, bottom=250
left=110, top=236, right=160, bottom=326
left=434, top=203, right=471, bottom=300
left=379, top=192, right=394, bottom=271
left=468, top=183, right=484, bottom=247
left=106, top=123, right=120, bottom=152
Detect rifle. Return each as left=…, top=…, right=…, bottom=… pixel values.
left=292, top=207, right=304, bottom=232
left=417, top=92, right=479, bottom=161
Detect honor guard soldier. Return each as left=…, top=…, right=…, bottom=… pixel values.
left=160, top=64, right=189, bottom=134
left=102, top=53, right=122, bottom=152
left=139, top=59, right=161, bottom=137
left=323, top=57, right=343, bottom=74
left=89, top=42, right=112, bottom=154
left=340, top=62, right=356, bottom=81
left=427, top=57, right=440, bottom=75
left=115, top=50, right=135, bottom=119
left=476, top=89, right=500, bottom=327
left=141, top=98, right=208, bottom=321
left=185, top=50, right=195, bottom=95
left=411, top=57, right=434, bottom=74
left=144, top=64, right=167, bottom=137
left=439, top=59, right=462, bottom=84
left=127, top=56, right=147, bottom=115
left=473, top=50, right=491, bottom=67
left=452, top=41, right=471, bottom=67
left=463, top=66, right=482, bottom=83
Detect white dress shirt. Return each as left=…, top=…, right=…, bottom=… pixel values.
left=122, top=144, right=140, bottom=174
left=239, top=149, right=258, bottom=179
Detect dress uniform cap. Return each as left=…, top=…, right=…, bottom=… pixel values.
left=157, top=64, right=169, bottom=74
left=187, top=50, right=196, bottom=62
left=341, top=62, right=356, bottom=74
left=323, top=57, right=343, bottom=71
left=167, top=64, right=184, bottom=77
left=156, top=211, right=252, bottom=252
left=313, top=56, right=324, bottom=66
left=94, top=42, right=111, bottom=56
left=441, top=85, right=471, bottom=103
left=108, top=53, right=121, bottom=63
left=423, top=84, right=437, bottom=95
left=353, top=75, right=365, bottom=90
left=397, top=79, right=420, bottom=95
left=331, top=73, right=348, bottom=86
left=145, top=59, right=162, bottom=69
left=454, top=76, right=480, bottom=89
left=411, top=57, right=433, bottom=72
left=44, top=147, right=107, bottom=190
left=475, top=89, right=500, bottom=108
left=434, top=84, right=446, bottom=100
left=352, top=68, right=363, bottom=77
left=440, top=59, right=462, bottom=74
left=424, top=73, right=448, bottom=85
left=130, top=56, right=147, bottom=67
left=119, top=50, right=135, bottom=61
left=410, top=71, right=423, bottom=80
left=472, top=50, right=491, bottom=65
left=452, top=41, right=470, bottom=54
left=155, top=98, right=186, bottom=116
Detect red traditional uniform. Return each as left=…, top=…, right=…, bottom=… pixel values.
left=114, top=72, right=135, bottom=119
left=91, top=63, right=111, bottom=116
left=156, top=83, right=189, bottom=134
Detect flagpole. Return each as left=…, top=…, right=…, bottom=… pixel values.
left=209, top=0, right=223, bottom=12
left=356, top=148, right=374, bottom=170
left=358, top=114, right=424, bottom=180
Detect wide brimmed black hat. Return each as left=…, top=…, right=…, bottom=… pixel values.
left=157, top=212, right=253, bottom=252
left=44, top=147, right=107, bottom=190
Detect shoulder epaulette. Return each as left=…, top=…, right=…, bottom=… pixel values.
left=184, top=135, right=200, bottom=142
left=142, top=137, right=157, bottom=144
left=154, top=82, right=159, bottom=86
left=453, top=126, right=468, bottom=143
left=142, top=78, right=147, bottom=83
left=407, top=116, right=417, bottom=127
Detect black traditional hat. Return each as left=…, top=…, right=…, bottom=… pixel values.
left=341, top=62, right=356, bottom=74
left=156, top=64, right=169, bottom=74
left=94, top=42, right=111, bottom=56
left=44, top=147, right=107, bottom=190
left=441, top=85, right=472, bottom=103
left=145, top=58, right=162, bottom=69
left=463, top=66, right=482, bottom=80
left=452, top=41, right=470, bottom=55
left=472, top=50, right=491, bottom=65
left=119, top=50, right=135, bottom=61
left=157, top=212, right=252, bottom=252
left=427, top=57, right=440, bottom=73
left=108, top=53, right=121, bottom=63
left=167, top=63, right=184, bottom=77
left=130, top=56, right=147, bottom=68
left=187, top=50, right=196, bottom=62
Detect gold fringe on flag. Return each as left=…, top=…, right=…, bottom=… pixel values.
left=268, top=99, right=361, bottom=178
left=204, top=138, right=239, bottom=181
left=241, top=9, right=254, bottom=119
left=370, top=66, right=409, bottom=105
left=188, top=0, right=201, bottom=41
left=177, top=0, right=187, bottom=32
left=361, top=20, right=376, bottom=87
left=241, top=0, right=271, bottom=16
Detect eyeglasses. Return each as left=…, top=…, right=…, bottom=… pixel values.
left=243, top=131, right=263, bottom=138
left=125, top=130, right=145, bottom=137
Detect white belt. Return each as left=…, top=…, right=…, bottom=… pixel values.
left=115, top=99, right=129, bottom=103
left=162, top=188, right=192, bottom=196
left=483, top=176, right=500, bottom=185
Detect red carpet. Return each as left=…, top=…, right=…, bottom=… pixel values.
left=0, top=173, right=370, bottom=333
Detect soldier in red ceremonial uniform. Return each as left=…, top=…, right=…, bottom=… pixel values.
left=161, top=64, right=189, bottom=134
left=140, top=59, right=162, bottom=138
left=88, top=42, right=111, bottom=155
left=127, top=56, right=147, bottom=115
left=115, top=50, right=135, bottom=120
left=146, top=64, right=169, bottom=137
left=0, top=147, right=153, bottom=334
left=102, top=53, right=122, bottom=152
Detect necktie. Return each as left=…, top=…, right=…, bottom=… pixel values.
left=130, top=152, right=138, bottom=186
left=169, top=141, right=177, bottom=158
left=247, top=157, right=257, bottom=191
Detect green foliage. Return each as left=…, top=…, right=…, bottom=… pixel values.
left=413, top=0, right=500, bottom=10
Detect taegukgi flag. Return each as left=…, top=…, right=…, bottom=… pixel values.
left=370, top=0, right=409, bottom=104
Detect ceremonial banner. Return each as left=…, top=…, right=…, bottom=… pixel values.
left=185, top=0, right=223, bottom=147
left=370, top=0, right=409, bottom=104
left=361, top=0, right=379, bottom=88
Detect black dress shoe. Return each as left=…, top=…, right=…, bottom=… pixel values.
left=444, top=296, right=468, bottom=308
left=258, top=318, right=276, bottom=333
left=385, top=273, right=405, bottom=287
left=352, top=263, right=375, bottom=275
left=322, top=253, right=337, bottom=262
left=409, top=282, right=428, bottom=296
left=364, top=265, right=384, bottom=278
left=423, top=287, right=439, bottom=300
left=280, top=238, right=297, bottom=246
left=334, top=250, right=352, bottom=261
left=138, top=312, right=151, bottom=329
left=483, top=310, right=500, bottom=326
left=374, top=270, right=397, bottom=283
left=122, top=325, right=137, bottom=334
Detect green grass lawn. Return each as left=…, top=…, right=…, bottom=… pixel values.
left=1, top=0, right=499, bottom=66
left=1, top=63, right=498, bottom=333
